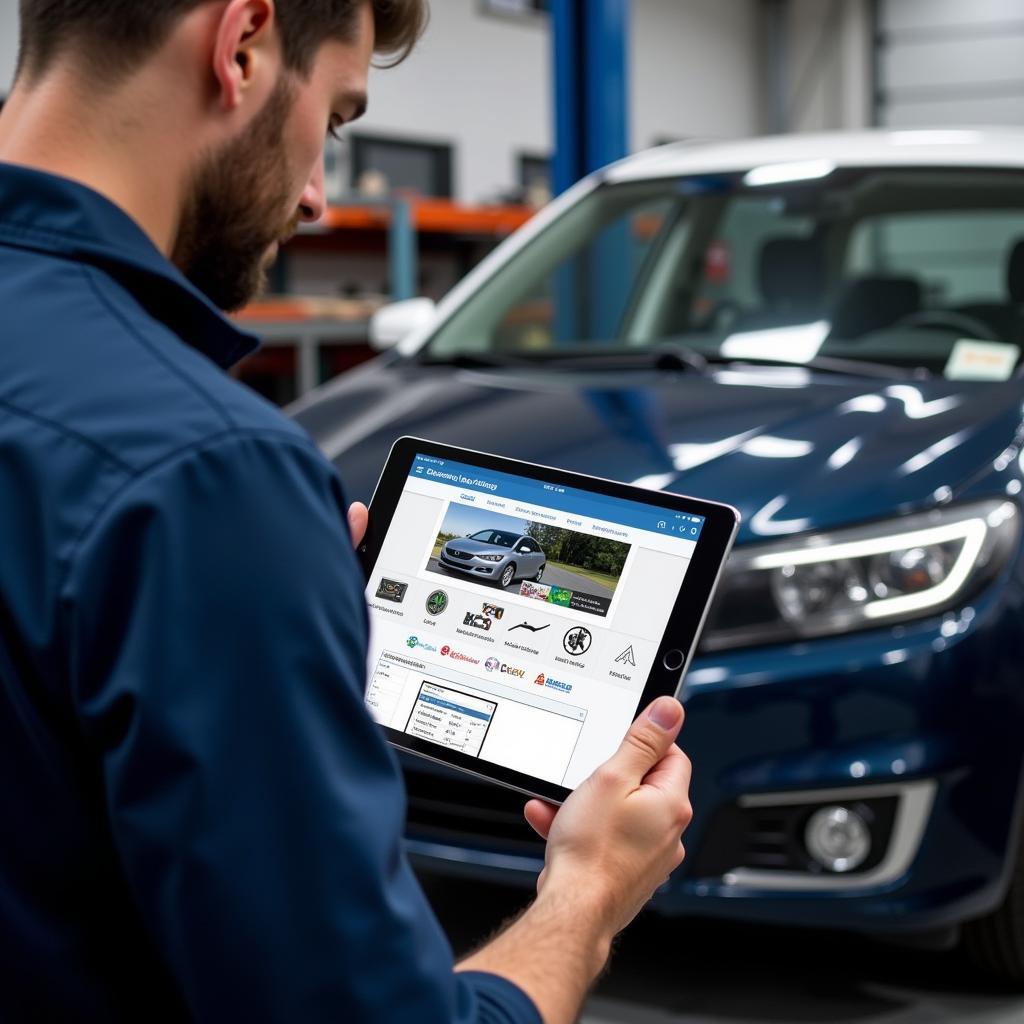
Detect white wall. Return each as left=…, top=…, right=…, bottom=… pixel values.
left=356, top=0, right=551, bottom=205
left=631, top=0, right=760, bottom=149
left=782, top=0, right=872, bottom=133
left=0, top=0, right=551, bottom=203
left=364, top=0, right=764, bottom=198
left=0, top=1, right=766, bottom=197
left=0, top=0, right=18, bottom=96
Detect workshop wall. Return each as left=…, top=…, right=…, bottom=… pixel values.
left=776, top=0, right=872, bottom=133
left=357, top=0, right=551, bottom=206
left=0, top=0, right=769, bottom=203
left=0, top=0, right=17, bottom=94
left=631, top=0, right=760, bottom=149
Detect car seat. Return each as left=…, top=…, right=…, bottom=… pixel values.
left=730, top=236, right=827, bottom=332
left=828, top=275, right=922, bottom=340
left=952, top=237, right=1024, bottom=343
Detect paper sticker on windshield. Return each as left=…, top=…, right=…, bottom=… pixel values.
left=944, top=340, right=1019, bottom=381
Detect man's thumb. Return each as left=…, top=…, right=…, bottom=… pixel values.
left=611, top=697, right=684, bottom=779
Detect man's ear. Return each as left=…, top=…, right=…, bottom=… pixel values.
left=211, top=0, right=278, bottom=112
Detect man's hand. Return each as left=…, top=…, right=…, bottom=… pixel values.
left=456, top=696, right=692, bottom=1023
left=347, top=502, right=368, bottom=548
left=525, top=695, right=691, bottom=938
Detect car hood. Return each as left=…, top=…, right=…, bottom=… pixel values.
left=445, top=539, right=506, bottom=555
left=292, top=359, right=1024, bottom=544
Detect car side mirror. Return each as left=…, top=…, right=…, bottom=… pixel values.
left=369, top=297, right=437, bottom=351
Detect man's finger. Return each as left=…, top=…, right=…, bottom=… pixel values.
left=347, top=502, right=368, bottom=548
left=606, top=697, right=684, bottom=782
left=642, top=744, right=691, bottom=800
left=524, top=798, right=558, bottom=840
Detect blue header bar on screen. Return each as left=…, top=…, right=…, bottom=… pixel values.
left=409, top=454, right=705, bottom=540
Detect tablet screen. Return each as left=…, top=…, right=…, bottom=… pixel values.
left=363, top=452, right=708, bottom=790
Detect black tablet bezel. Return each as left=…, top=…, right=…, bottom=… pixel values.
left=357, top=436, right=740, bottom=805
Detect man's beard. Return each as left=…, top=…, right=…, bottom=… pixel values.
left=172, top=78, right=299, bottom=312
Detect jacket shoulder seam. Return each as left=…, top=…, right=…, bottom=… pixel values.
left=0, top=393, right=134, bottom=475
left=61, top=426, right=326, bottom=592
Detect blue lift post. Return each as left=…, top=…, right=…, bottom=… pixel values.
left=274, top=196, right=417, bottom=302
left=551, top=0, right=631, bottom=345
left=389, top=196, right=416, bottom=302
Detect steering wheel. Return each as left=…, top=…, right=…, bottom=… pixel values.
left=891, top=309, right=1001, bottom=342
left=703, top=298, right=743, bottom=332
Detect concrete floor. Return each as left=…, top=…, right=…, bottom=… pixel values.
left=421, top=874, right=1024, bottom=1023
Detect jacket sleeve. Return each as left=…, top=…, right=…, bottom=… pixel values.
left=62, top=429, right=541, bottom=1024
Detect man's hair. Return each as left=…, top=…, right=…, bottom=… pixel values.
left=17, top=0, right=426, bottom=83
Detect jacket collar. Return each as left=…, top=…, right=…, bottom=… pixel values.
left=0, top=162, right=259, bottom=368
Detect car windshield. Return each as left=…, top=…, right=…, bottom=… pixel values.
left=469, top=530, right=518, bottom=547
left=423, top=166, right=1024, bottom=377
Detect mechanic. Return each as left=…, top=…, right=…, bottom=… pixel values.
left=0, top=2, right=693, bottom=1021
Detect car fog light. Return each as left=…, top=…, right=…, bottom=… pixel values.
left=804, top=805, right=870, bottom=872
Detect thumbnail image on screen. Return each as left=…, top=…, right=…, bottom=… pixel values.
left=425, top=502, right=631, bottom=617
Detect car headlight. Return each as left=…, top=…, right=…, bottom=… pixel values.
left=701, top=499, right=1019, bottom=651
left=478, top=554, right=504, bottom=562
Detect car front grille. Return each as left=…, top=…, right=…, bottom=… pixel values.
left=403, top=762, right=545, bottom=858
left=445, top=549, right=474, bottom=561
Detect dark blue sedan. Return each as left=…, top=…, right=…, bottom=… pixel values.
left=291, top=129, right=1024, bottom=983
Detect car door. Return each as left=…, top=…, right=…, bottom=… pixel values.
left=515, top=538, right=543, bottom=576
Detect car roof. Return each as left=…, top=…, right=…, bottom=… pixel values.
left=605, top=128, right=1024, bottom=184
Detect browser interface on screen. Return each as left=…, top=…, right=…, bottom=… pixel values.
left=364, top=453, right=706, bottom=789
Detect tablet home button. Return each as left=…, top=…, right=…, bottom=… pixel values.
left=662, top=649, right=685, bottom=671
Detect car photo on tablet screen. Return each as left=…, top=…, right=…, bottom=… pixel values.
left=426, top=501, right=630, bottom=614
left=439, top=530, right=545, bottom=589
left=291, top=129, right=1024, bottom=983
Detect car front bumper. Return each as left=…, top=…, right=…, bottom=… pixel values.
left=439, top=551, right=499, bottom=576
left=404, top=572, right=1024, bottom=935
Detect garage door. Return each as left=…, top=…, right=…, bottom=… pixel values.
left=876, top=0, right=1024, bottom=127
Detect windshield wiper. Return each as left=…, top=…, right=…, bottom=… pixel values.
left=709, top=353, right=930, bottom=381
left=539, top=342, right=708, bottom=373
left=418, top=352, right=538, bottom=369
left=420, top=347, right=924, bottom=380
left=419, top=343, right=708, bottom=373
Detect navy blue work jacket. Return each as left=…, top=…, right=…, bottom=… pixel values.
left=0, top=163, right=540, bottom=1024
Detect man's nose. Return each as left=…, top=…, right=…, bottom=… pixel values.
left=298, top=154, right=326, bottom=223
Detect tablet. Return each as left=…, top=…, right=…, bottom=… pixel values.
left=357, top=437, right=739, bottom=804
